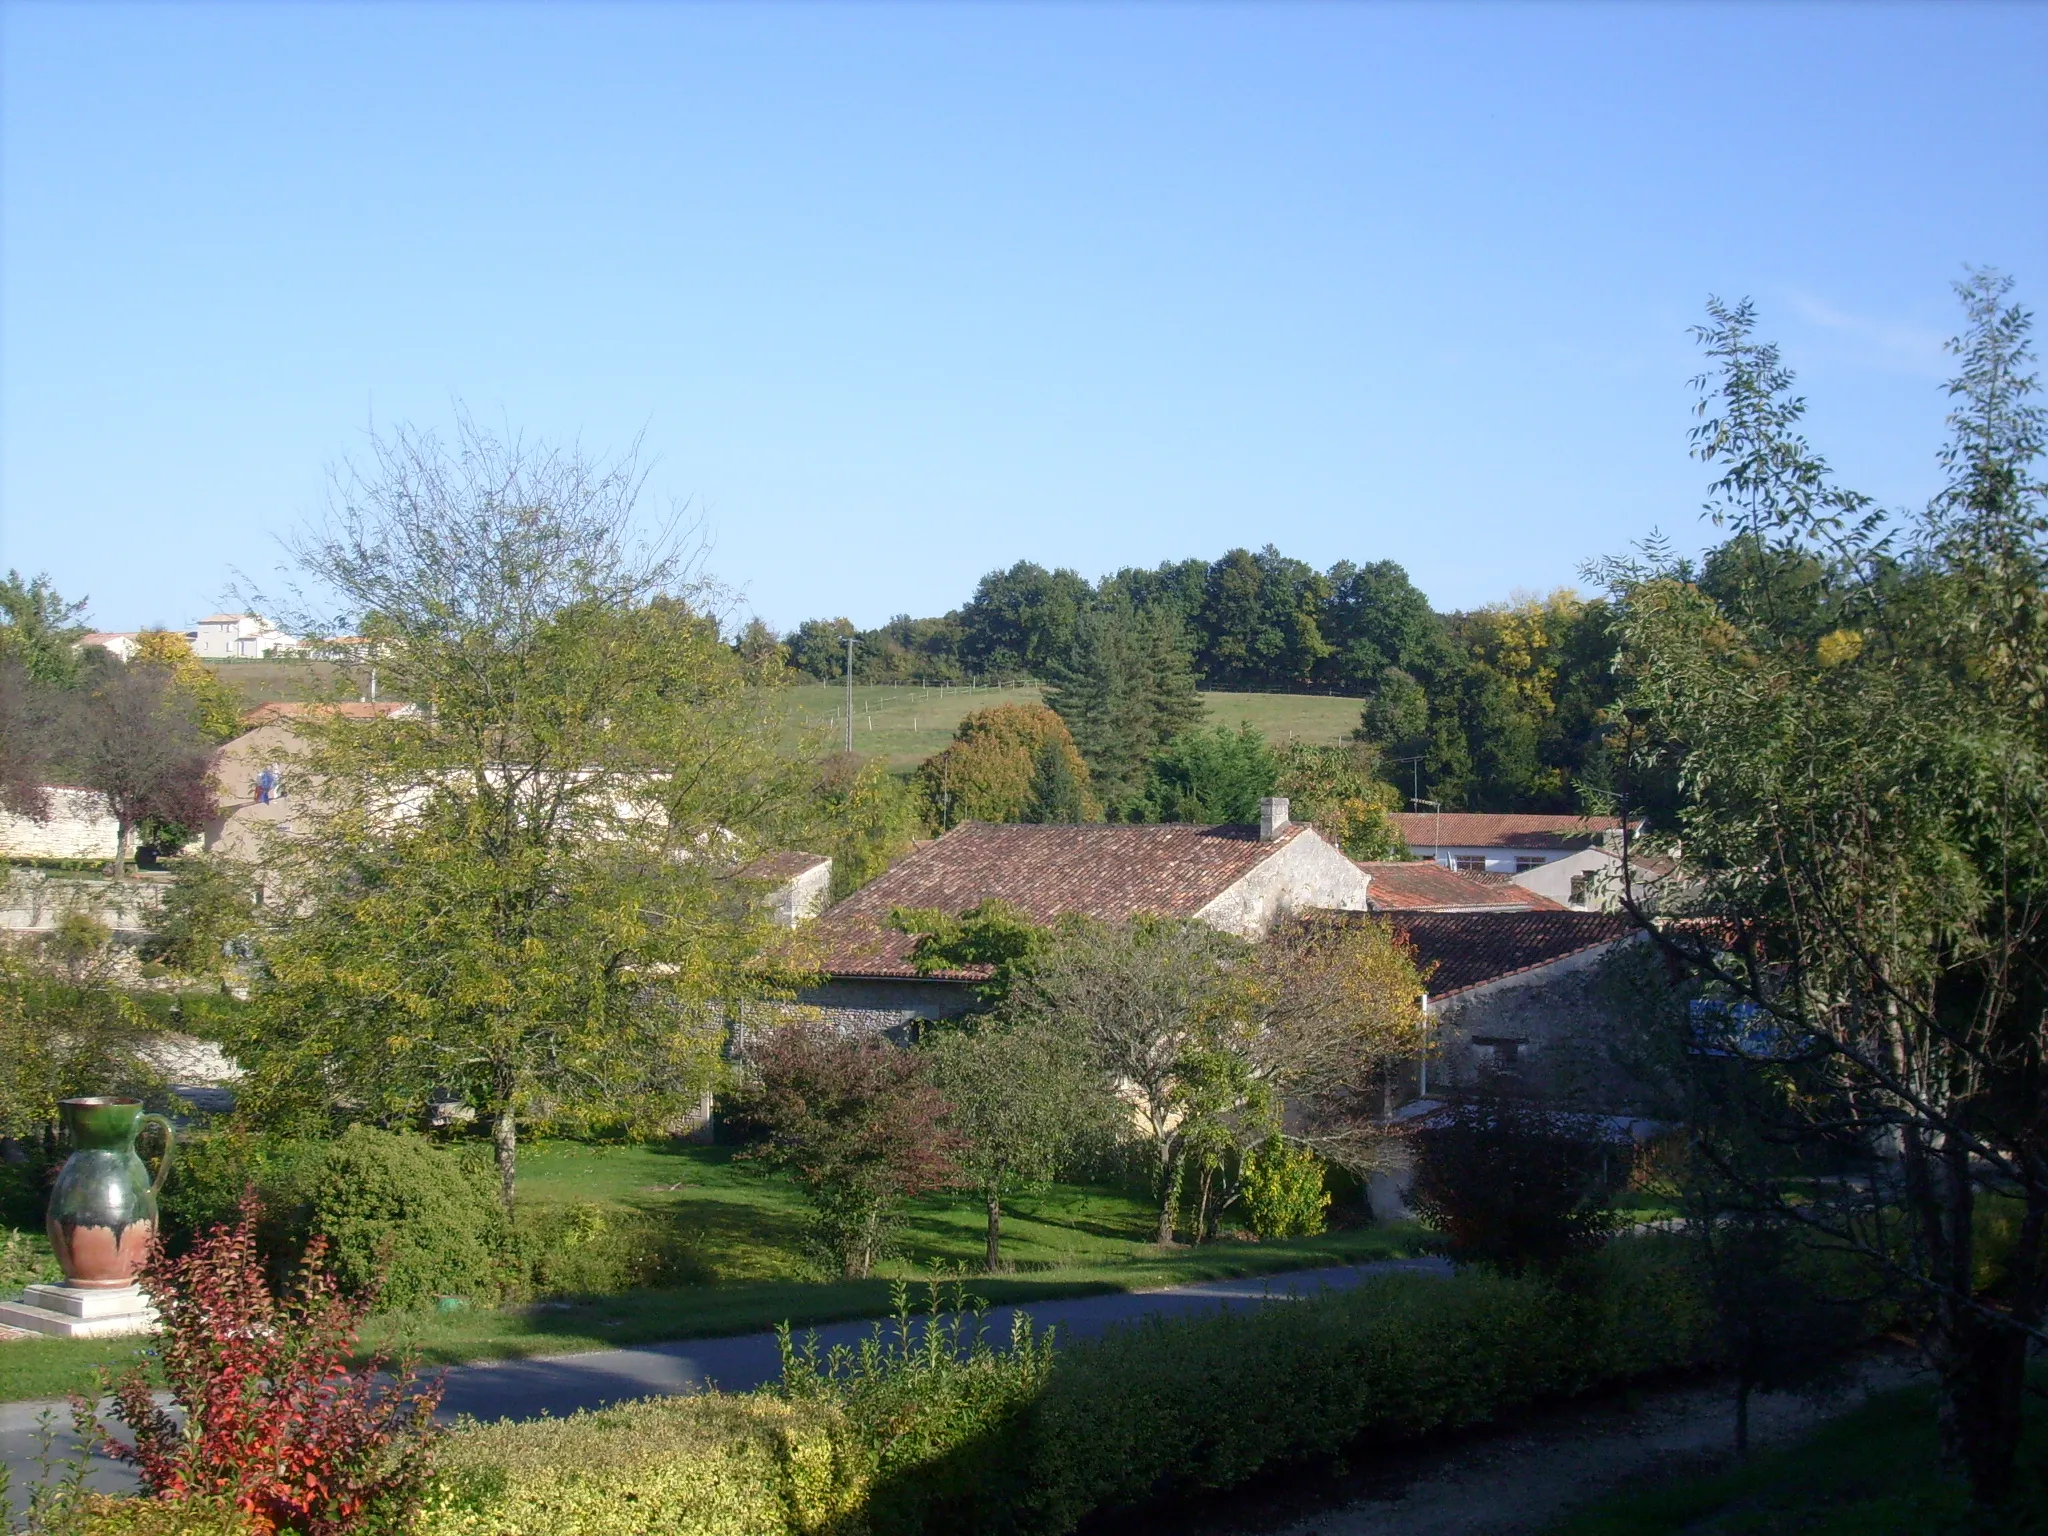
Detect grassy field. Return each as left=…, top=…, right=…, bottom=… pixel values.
left=1547, top=1371, right=2048, bottom=1535
left=777, top=681, right=1365, bottom=772
left=0, top=1142, right=1427, bottom=1403
left=201, top=659, right=381, bottom=709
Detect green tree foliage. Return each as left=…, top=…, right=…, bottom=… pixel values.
left=738, top=1023, right=963, bottom=1278
left=1318, top=559, right=1443, bottom=687
left=140, top=855, right=259, bottom=976
left=913, top=703, right=1095, bottom=829
left=892, top=899, right=1051, bottom=1007
left=1407, top=1097, right=1622, bottom=1275
left=957, top=561, right=1093, bottom=677
left=0, top=948, right=163, bottom=1145
left=1605, top=273, right=2048, bottom=1508
left=1272, top=740, right=1405, bottom=859
left=1238, top=1134, right=1332, bottom=1239
left=132, top=629, right=245, bottom=744
left=1140, top=723, right=1278, bottom=824
left=0, top=570, right=88, bottom=687
left=1193, top=546, right=1333, bottom=689
left=805, top=754, right=921, bottom=900
left=787, top=617, right=858, bottom=681
left=1022, top=734, right=1093, bottom=824
left=923, top=1017, right=1107, bottom=1269
left=1041, top=600, right=1203, bottom=817
left=238, top=415, right=806, bottom=1208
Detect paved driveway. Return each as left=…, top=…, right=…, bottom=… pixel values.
left=2, top=1257, right=1449, bottom=1504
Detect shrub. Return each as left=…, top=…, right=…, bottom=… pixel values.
left=423, top=1395, right=866, bottom=1536
left=155, top=1129, right=325, bottom=1270
left=1237, top=1136, right=1330, bottom=1239
left=308, top=1126, right=507, bottom=1309
left=738, top=1026, right=963, bottom=1279
left=510, top=1202, right=708, bottom=1297
left=1406, top=1096, right=1624, bottom=1273
left=81, top=1195, right=444, bottom=1536
left=78, top=1497, right=252, bottom=1535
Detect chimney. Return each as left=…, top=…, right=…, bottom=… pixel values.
left=1259, top=796, right=1290, bottom=842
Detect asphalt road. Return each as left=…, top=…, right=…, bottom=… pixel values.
left=1, top=1256, right=1450, bottom=1505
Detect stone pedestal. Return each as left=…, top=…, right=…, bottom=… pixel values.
left=0, top=1283, right=159, bottom=1338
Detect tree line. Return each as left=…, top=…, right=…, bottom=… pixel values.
left=772, top=548, right=1635, bottom=814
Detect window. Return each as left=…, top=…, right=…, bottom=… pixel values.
left=1451, top=855, right=1487, bottom=874
left=1515, top=856, right=1545, bottom=873
left=1570, top=872, right=1594, bottom=906
left=1471, top=1037, right=1526, bottom=1072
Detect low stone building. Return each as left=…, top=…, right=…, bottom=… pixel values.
left=788, top=797, right=1372, bottom=1036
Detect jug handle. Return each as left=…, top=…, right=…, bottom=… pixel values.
left=139, top=1114, right=175, bottom=1197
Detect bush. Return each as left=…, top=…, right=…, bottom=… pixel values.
left=155, top=1129, right=326, bottom=1270
left=84, top=1195, right=443, bottom=1536
left=78, top=1497, right=253, bottom=1535
left=510, top=1202, right=708, bottom=1297
left=424, top=1395, right=866, bottom=1536
left=429, top=1235, right=1717, bottom=1536
left=1406, top=1096, right=1625, bottom=1273
left=1238, top=1136, right=1330, bottom=1239
left=307, top=1126, right=507, bottom=1310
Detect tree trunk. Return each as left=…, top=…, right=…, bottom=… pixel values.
left=492, top=1104, right=518, bottom=1214
left=1156, top=1143, right=1183, bottom=1246
left=110, top=819, right=136, bottom=881
left=1194, top=1166, right=1214, bottom=1246
left=985, top=1193, right=1004, bottom=1272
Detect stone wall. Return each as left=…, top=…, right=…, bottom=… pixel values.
left=1194, top=828, right=1373, bottom=938
left=0, top=789, right=120, bottom=862
left=1426, top=938, right=1646, bottom=1110
left=0, top=867, right=168, bottom=937
left=773, top=977, right=980, bottom=1043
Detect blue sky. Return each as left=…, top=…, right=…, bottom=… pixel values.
left=2, top=2, right=2043, bottom=636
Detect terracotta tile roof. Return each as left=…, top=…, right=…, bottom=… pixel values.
left=806, top=820, right=1308, bottom=979
left=1358, top=861, right=1566, bottom=913
left=735, top=850, right=831, bottom=883
left=241, top=700, right=415, bottom=725
left=1392, top=812, right=1620, bottom=851
left=1311, top=909, right=1635, bottom=997
left=1386, top=910, right=1635, bottom=997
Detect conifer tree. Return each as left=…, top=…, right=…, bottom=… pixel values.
left=1022, top=734, right=1092, bottom=823
left=1044, top=601, right=1201, bottom=817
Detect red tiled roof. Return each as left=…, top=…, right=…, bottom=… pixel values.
left=1392, top=812, right=1620, bottom=851
left=807, top=820, right=1307, bottom=979
left=1358, top=861, right=1566, bottom=913
left=735, top=850, right=831, bottom=883
left=1380, top=910, right=1636, bottom=997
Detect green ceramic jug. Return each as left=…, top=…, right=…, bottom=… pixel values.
left=48, top=1097, right=174, bottom=1289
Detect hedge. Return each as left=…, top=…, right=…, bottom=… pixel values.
left=413, top=1235, right=1715, bottom=1536
left=421, top=1395, right=867, bottom=1536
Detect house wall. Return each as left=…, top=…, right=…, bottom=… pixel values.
left=781, top=977, right=980, bottom=1041
left=1195, top=829, right=1373, bottom=938
left=1425, top=938, right=1643, bottom=1109
left=765, top=862, right=833, bottom=927
left=1418, top=844, right=1572, bottom=875
left=1511, top=847, right=1610, bottom=906
left=0, top=789, right=121, bottom=861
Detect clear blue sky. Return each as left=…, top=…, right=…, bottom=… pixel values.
left=2, top=2, right=2043, bottom=637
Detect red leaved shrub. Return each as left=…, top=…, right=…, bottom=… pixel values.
left=739, top=1024, right=964, bottom=1278
left=77, top=1193, right=443, bottom=1536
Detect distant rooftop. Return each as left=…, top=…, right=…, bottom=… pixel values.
left=1391, top=812, right=1620, bottom=851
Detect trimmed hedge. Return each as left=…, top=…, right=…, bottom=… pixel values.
left=422, top=1395, right=867, bottom=1536
left=421, top=1236, right=1715, bottom=1536
left=79, top=1496, right=252, bottom=1534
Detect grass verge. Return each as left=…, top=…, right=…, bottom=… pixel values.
left=1547, top=1371, right=2048, bottom=1536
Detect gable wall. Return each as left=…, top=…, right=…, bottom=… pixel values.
left=1196, top=829, right=1372, bottom=938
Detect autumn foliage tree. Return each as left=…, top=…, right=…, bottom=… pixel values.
left=739, top=1024, right=964, bottom=1278
left=914, top=703, right=1097, bottom=829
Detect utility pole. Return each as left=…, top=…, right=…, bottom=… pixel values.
left=843, top=636, right=857, bottom=755
left=1411, top=797, right=1443, bottom=866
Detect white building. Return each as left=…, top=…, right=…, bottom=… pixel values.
left=192, top=614, right=300, bottom=660
left=76, top=632, right=142, bottom=663
left=1389, top=812, right=1623, bottom=877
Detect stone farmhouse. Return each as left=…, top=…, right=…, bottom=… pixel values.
left=782, top=797, right=1370, bottom=1036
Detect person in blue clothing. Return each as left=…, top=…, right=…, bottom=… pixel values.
left=255, top=766, right=276, bottom=805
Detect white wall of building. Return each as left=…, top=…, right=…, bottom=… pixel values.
left=0, top=789, right=120, bottom=861
left=1195, top=828, right=1373, bottom=938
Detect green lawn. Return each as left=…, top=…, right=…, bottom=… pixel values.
left=0, top=1142, right=1426, bottom=1403
left=775, top=682, right=1365, bottom=772
left=1547, top=1372, right=2048, bottom=1536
